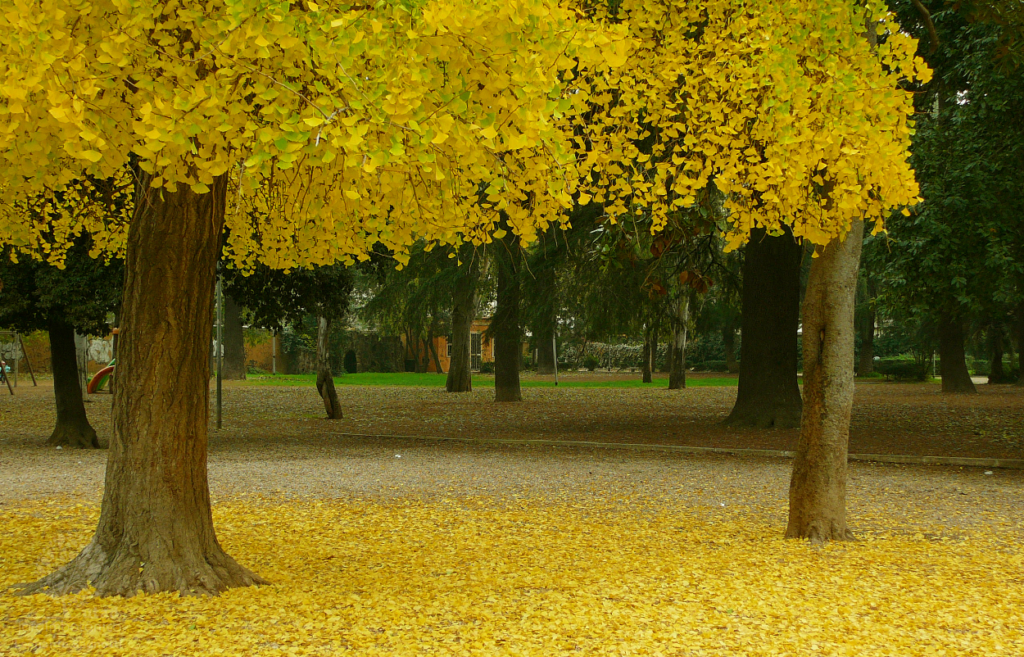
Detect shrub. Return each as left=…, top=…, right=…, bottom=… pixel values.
left=875, top=357, right=929, bottom=381
left=583, top=355, right=600, bottom=371
left=479, top=362, right=495, bottom=374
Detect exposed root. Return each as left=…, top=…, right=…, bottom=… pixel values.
left=14, top=539, right=268, bottom=598
left=47, top=423, right=100, bottom=449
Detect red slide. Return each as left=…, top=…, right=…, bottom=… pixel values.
left=87, top=365, right=115, bottom=394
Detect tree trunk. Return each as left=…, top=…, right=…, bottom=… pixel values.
left=533, top=264, right=557, bottom=375
left=18, top=174, right=265, bottom=597
left=786, top=220, right=864, bottom=543
left=858, top=306, right=875, bottom=376
left=938, top=312, right=977, bottom=393
left=47, top=317, right=99, bottom=449
left=221, top=295, right=246, bottom=380
left=666, top=340, right=675, bottom=375
left=493, top=220, right=522, bottom=402
left=1018, top=302, right=1024, bottom=386
left=988, top=326, right=1004, bottom=385
left=446, top=265, right=476, bottom=392
left=642, top=328, right=653, bottom=383
left=428, top=324, right=443, bottom=374
left=316, top=316, right=342, bottom=419
left=668, top=297, right=688, bottom=390
left=725, top=228, right=804, bottom=428
left=723, top=321, right=738, bottom=373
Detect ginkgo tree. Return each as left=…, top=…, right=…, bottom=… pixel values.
left=572, top=0, right=928, bottom=541
left=0, top=0, right=628, bottom=597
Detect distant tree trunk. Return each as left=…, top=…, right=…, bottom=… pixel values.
left=723, top=320, right=738, bottom=373
left=988, top=326, right=1005, bottom=385
left=725, top=228, right=803, bottom=428
left=1018, top=302, right=1024, bottom=386
left=642, top=324, right=654, bottom=383
left=669, top=297, right=689, bottom=390
left=221, top=295, right=246, bottom=380
left=47, top=317, right=99, bottom=449
left=19, top=173, right=265, bottom=597
left=446, top=265, right=476, bottom=393
left=666, top=341, right=676, bottom=375
left=786, top=220, right=863, bottom=543
left=493, top=219, right=522, bottom=402
left=858, top=305, right=875, bottom=376
left=427, top=324, right=443, bottom=374
left=316, top=316, right=342, bottom=419
left=938, top=312, right=977, bottom=393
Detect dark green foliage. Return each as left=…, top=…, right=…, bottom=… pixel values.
left=875, top=357, right=931, bottom=382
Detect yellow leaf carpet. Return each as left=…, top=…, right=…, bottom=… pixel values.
left=2, top=496, right=1021, bottom=656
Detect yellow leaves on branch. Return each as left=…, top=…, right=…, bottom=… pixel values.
left=2, top=497, right=1022, bottom=656
left=0, top=0, right=627, bottom=268
left=578, top=0, right=928, bottom=249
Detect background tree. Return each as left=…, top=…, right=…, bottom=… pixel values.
left=0, top=238, right=122, bottom=448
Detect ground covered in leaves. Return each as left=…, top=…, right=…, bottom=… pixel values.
left=2, top=379, right=1023, bottom=655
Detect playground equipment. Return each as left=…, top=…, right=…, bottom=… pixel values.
left=0, top=331, right=37, bottom=395
left=87, top=358, right=116, bottom=394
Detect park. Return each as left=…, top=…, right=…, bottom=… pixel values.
left=1, top=0, right=1023, bottom=655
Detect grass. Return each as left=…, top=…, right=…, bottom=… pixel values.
left=240, top=372, right=739, bottom=388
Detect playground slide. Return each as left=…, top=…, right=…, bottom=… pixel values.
left=87, top=360, right=116, bottom=394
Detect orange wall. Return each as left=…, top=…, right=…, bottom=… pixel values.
left=406, top=319, right=495, bottom=374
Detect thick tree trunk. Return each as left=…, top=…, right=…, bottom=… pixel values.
left=668, top=297, right=689, bottom=390
left=19, top=174, right=265, bottom=597
left=725, top=228, right=803, bottom=428
left=47, top=318, right=99, bottom=449
left=988, top=326, right=1004, bottom=385
left=938, top=312, right=977, bottom=393
left=493, top=220, right=522, bottom=402
left=221, top=295, right=246, bottom=380
left=786, top=220, right=864, bottom=543
left=858, top=307, right=875, bottom=376
left=446, top=266, right=476, bottom=392
left=723, top=321, right=738, bottom=374
left=316, top=316, right=342, bottom=419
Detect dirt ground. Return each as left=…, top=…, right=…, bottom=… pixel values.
left=1, top=379, right=1022, bottom=537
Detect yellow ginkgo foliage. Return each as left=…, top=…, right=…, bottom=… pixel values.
left=576, top=0, right=929, bottom=249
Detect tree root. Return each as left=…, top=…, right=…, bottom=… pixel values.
left=47, top=423, right=100, bottom=449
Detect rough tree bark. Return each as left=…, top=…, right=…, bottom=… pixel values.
left=316, top=315, right=342, bottom=419
left=47, top=317, right=100, bottom=449
left=221, top=295, right=246, bottom=380
left=668, top=297, right=689, bottom=390
left=938, top=312, right=977, bottom=393
left=725, top=228, right=803, bottom=428
left=18, top=174, right=266, bottom=597
left=786, top=220, right=864, bottom=543
left=493, top=220, right=522, bottom=402
left=446, top=264, right=476, bottom=393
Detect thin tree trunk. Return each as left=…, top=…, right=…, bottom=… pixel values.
left=316, top=315, right=342, bottom=419
left=1017, top=302, right=1024, bottom=386
left=428, top=324, right=443, bottom=374
left=988, top=326, right=1005, bottom=385
left=669, top=297, right=689, bottom=390
left=47, top=317, right=99, bottom=449
left=786, top=220, right=864, bottom=543
left=938, top=312, right=977, bottom=393
left=533, top=264, right=557, bottom=375
left=858, top=306, right=875, bottom=376
left=493, top=218, right=522, bottom=402
left=19, top=174, right=265, bottom=597
left=725, top=228, right=803, bottom=428
left=642, top=325, right=653, bottom=383
left=221, top=295, right=246, bottom=380
left=446, top=264, right=476, bottom=392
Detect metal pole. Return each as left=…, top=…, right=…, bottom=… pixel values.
left=552, top=333, right=558, bottom=386
left=12, top=332, right=18, bottom=387
left=271, top=329, right=277, bottom=375
left=216, top=276, right=223, bottom=430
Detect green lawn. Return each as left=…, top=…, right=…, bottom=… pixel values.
left=240, top=372, right=738, bottom=388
